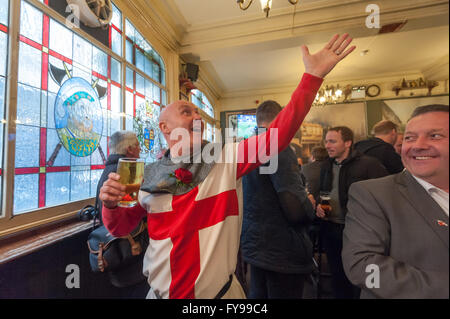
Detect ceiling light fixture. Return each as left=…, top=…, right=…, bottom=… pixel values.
left=237, top=0, right=299, bottom=18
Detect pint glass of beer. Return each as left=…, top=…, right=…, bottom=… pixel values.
left=117, top=158, right=145, bottom=207
left=319, top=191, right=332, bottom=216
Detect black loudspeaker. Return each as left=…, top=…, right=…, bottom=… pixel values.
left=185, top=63, right=199, bottom=82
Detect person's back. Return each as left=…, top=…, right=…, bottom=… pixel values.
left=302, top=146, right=328, bottom=199
left=242, top=147, right=315, bottom=272
left=241, top=100, right=315, bottom=299
left=354, top=120, right=403, bottom=174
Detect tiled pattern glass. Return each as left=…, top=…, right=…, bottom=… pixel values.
left=13, top=0, right=124, bottom=215
left=0, top=0, right=8, bottom=212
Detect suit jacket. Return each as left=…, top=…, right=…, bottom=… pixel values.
left=342, top=170, right=449, bottom=299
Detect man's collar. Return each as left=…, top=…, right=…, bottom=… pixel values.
left=411, top=174, right=447, bottom=194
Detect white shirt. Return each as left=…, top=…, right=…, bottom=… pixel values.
left=412, top=175, right=449, bottom=216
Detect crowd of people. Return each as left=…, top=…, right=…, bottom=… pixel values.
left=95, top=33, right=449, bottom=299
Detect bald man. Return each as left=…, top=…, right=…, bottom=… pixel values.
left=99, top=34, right=356, bottom=299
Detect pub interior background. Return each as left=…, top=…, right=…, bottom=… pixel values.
left=0, top=0, right=448, bottom=298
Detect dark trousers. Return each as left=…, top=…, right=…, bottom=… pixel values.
left=248, top=264, right=306, bottom=299
left=321, top=221, right=360, bottom=299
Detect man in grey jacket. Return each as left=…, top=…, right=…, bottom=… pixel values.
left=342, top=104, right=449, bottom=299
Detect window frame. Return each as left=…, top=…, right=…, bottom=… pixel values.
left=190, top=88, right=217, bottom=142
left=0, top=0, right=168, bottom=237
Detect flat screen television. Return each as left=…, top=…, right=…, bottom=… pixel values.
left=237, top=114, right=257, bottom=139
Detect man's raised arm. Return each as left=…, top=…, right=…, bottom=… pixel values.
left=237, top=34, right=355, bottom=179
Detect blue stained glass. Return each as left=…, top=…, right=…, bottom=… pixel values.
left=111, top=27, right=122, bottom=56
left=126, top=91, right=133, bottom=116
left=135, top=31, right=144, bottom=49
left=49, top=19, right=73, bottom=60
left=110, top=84, right=121, bottom=113
left=0, top=76, right=4, bottom=120
left=14, top=177, right=36, bottom=212
left=92, top=46, right=108, bottom=77
left=144, top=55, right=152, bottom=78
left=125, top=114, right=133, bottom=131
left=161, top=68, right=166, bottom=86
left=136, top=73, right=144, bottom=94
left=125, top=40, right=133, bottom=64
left=161, top=90, right=167, bottom=106
left=71, top=153, right=90, bottom=166
left=0, top=32, right=7, bottom=77
left=102, top=108, right=108, bottom=135
left=73, top=34, right=92, bottom=70
left=145, top=80, right=153, bottom=100
left=136, top=96, right=145, bottom=115
left=153, top=63, right=160, bottom=83
left=47, top=92, right=56, bottom=128
left=72, top=65, right=91, bottom=83
left=20, top=1, right=42, bottom=44
left=110, top=110, right=121, bottom=134
left=91, top=135, right=106, bottom=165
left=125, top=19, right=135, bottom=41
left=18, top=42, right=41, bottom=88
left=47, top=56, right=64, bottom=94
left=90, top=169, right=102, bottom=197
left=111, top=2, right=122, bottom=30
left=153, top=85, right=160, bottom=104
left=70, top=170, right=91, bottom=201
left=126, top=67, right=133, bottom=89
left=14, top=173, right=39, bottom=214
left=110, top=57, right=121, bottom=83
left=0, top=0, right=8, bottom=26
left=136, top=48, right=144, bottom=71
left=46, top=171, right=70, bottom=206
left=40, top=90, right=47, bottom=127
left=17, top=83, right=41, bottom=126
left=15, top=124, right=39, bottom=168
left=46, top=128, right=70, bottom=167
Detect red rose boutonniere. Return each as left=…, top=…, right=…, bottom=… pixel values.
left=170, top=168, right=193, bottom=187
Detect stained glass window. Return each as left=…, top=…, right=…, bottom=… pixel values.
left=124, top=19, right=167, bottom=163
left=0, top=0, right=168, bottom=223
left=13, top=0, right=123, bottom=215
left=191, top=89, right=215, bottom=118
left=190, top=89, right=215, bottom=142
left=0, top=0, right=8, bottom=212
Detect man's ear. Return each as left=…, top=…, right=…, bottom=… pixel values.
left=159, top=121, right=169, bottom=134
left=345, top=140, right=353, bottom=149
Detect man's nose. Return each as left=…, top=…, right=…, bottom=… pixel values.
left=411, top=135, right=429, bottom=150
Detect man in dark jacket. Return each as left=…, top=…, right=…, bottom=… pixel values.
left=94, top=130, right=149, bottom=297
left=95, top=130, right=142, bottom=224
left=354, top=120, right=403, bottom=174
left=302, top=146, right=329, bottom=199
left=317, top=126, right=388, bottom=299
left=241, top=100, right=316, bottom=299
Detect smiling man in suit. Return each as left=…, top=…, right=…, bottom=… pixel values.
left=342, top=104, right=449, bottom=299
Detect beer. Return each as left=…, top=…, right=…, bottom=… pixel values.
left=319, top=192, right=332, bottom=216
left=117, top=158, right=145, bottom=207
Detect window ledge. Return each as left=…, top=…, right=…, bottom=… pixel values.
left=0, top=218, right=93, bottom=266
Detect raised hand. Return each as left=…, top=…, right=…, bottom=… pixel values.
left=301, top=33, right=356, bottom=79
left=99, top=172, right=126, bottom=209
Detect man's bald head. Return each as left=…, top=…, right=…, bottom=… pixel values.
left=159, top=100, right=204, bottom=153
left=159, top=101, right=198, bottom=124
